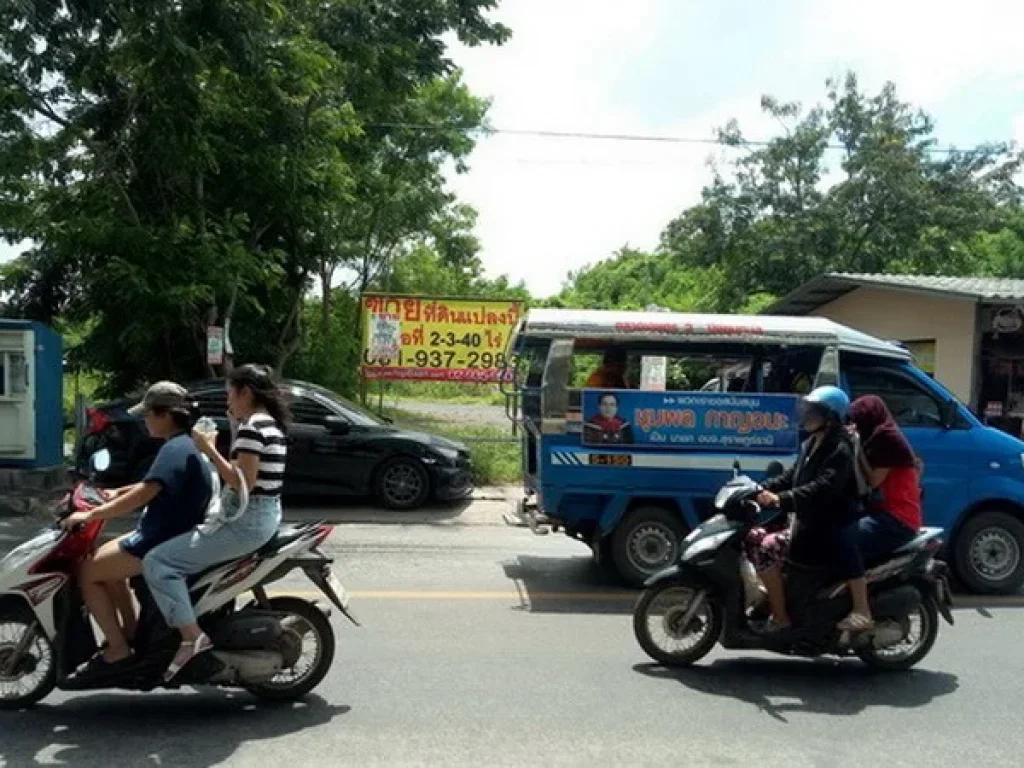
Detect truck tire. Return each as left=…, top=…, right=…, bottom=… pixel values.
left=953, top=510, right=1024, bottom=595
left=611, top=506, right=687, bottom=588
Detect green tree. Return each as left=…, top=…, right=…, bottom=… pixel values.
left=660, top=74, right=1023, bottom=309
left=0, top=0, right=508, bottom=393
left=546, top=247, right=732, bottom=313
left=970, top=207, right=1024, bottom=278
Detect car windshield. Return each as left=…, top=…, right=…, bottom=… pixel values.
left=302, top=383, right=383, bottom=427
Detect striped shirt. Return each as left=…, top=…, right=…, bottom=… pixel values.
left=230, top=413, right=287, bottom=496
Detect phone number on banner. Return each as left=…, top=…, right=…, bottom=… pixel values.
left=362, top=366, right=512, bottom=382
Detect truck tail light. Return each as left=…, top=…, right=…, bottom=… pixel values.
left=86, top=407, right=110, bottom=435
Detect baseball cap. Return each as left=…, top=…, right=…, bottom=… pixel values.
left=128, top=381, right=189, bottom=416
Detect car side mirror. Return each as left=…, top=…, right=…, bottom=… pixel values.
left=324, top=415, right=351, bottom=435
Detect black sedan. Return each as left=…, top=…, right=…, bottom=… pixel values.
left=74, top=379, right=474, bottom=510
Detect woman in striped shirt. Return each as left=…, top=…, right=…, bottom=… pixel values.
left=142, top=364, right=290, bottom=679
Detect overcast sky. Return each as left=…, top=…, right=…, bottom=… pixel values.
left=447, top=0, right=1024, bottom=296
left=3, top=0, right=1022, bottom=297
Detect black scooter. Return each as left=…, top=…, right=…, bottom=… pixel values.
left=632, top=465, right=954, bottom=671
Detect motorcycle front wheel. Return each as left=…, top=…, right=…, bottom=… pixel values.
left=633, top=581, right=722, bottom=667
left=0, top=605, right=56, bottom=710
left=243, top=597, right=336, bottom=702
left=857, top=596, right=939, bottom=672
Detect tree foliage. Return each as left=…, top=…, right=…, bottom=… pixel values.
left=0, top=0, right=509, bottom=393
left=550, top=75, right=1024, bottom=314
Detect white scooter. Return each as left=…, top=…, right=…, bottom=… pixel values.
left=0, top=449, right=357, bottom=708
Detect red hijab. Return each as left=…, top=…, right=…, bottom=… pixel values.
left=849, top=396, right=916, bottom=468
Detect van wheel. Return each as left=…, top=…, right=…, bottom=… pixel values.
left=954, top=511, right=1024, bottom=595
left=611, top=507, right=687, bottom=588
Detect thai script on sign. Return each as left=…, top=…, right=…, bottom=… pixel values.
left=360, top=294, right=525, bottom=383
left=363, top=296, right=521, bottom=327
left=581, top=389, right=799, bottom=453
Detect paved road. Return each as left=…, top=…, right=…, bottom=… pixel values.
left=2, top=502, right=1023, bottom=767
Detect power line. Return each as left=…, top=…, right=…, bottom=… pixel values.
left=370, top=121, right=1015, bottom=155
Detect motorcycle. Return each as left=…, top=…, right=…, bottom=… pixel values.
left=633, top=463, right=955, bottom=671
left=0, top=449, right=358, bottom=709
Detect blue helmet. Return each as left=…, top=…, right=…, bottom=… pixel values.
left=803, top=385, right=850, bottom=422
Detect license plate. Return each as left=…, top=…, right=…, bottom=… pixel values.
left=326, top=570, right=350, bottom=609
left=588, top=453, right=632, bottom=466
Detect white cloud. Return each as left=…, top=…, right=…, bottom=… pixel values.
left=448, top=0, right=1024, bottom=298
left=798, top=0, right=1024, bottom=106
left=448, top=0, right=773, bottom=297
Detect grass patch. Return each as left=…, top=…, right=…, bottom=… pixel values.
left=381, top=381, right=507, bottom=406
left=386, top=407, right=522, bottom=486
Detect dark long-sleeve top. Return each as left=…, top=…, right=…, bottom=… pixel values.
left=763, top=427, right=860, bottom=567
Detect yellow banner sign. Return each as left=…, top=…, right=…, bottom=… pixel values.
left=360, top=294, right=524, bottom=382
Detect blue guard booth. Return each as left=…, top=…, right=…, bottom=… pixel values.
left=0, top=320, right=63, bottom=469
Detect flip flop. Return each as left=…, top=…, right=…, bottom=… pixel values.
left=163, top=633, right=213, bottom=682
left=838, top=612, right=875, bottom=632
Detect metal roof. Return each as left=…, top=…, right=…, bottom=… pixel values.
left=519, top=308, right=911, bottom=360
left=767, top=273, right=1024, bottom=316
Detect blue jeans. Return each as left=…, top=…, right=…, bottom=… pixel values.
left=142, top=492, right=282, bottom=629
left=857, top=513, right=917, bottom=566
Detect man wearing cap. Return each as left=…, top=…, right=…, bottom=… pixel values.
left=62, top=381, right=212, bottom=674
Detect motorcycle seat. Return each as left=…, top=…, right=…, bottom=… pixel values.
left=893, top=526, right=943, bottom=554
left=180, top=525, right=316, bottom=587
left=255, top=525, right=310, bottom=556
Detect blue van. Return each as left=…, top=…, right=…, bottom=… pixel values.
left=504, top=308, right=1024, bottom=595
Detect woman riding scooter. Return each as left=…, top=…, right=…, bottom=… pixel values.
left=747, top=386, right=865, bottom=631
left=61, top=382, right=212, bottom=673
left=142, top=364, right=290, bottom=680
left=836, top=395, right=924, bottom=632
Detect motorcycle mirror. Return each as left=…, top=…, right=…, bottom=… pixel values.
left=765, top=461, right=785, bottom=478
left=732, top=459, right=742, bottom=478
left=91, top=449, right=112, bottom=474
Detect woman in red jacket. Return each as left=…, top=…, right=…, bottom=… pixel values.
left=839, top=395, right=923, bottom=631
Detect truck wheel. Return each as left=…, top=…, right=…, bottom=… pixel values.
left=611, top=506, right=687, bottom=588
left=954, top=511, right=1024, bottom=595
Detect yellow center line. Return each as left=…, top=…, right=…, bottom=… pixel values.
left=270, top=589, right=636, bottom=601
left=268, top=588, right=1024, bottom=607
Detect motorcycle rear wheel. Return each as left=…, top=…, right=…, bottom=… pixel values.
left=243, top=597, right=336, bottom=702
left=0, top=605, right=56, bottom=710
left=633, top=582, right=722, bottom=667
left=857, top=596, right=939, bottom=672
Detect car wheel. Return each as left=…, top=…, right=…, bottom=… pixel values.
left=611, top=506, right=687, bottom=588
left=374, top=457, right=431, bottom=510
left=954, top=510, right=1024, bottom=595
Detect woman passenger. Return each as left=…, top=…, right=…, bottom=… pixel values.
left=142, top=364, right=289, bottom=680
left=837, top=395, right=923, bottom=631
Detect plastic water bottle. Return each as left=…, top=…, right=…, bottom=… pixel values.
left=195, top=416, right=218, bottom=439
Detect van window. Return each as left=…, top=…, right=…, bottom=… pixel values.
left=515, top=339, right=550, bottom=389
left=568, top=345, right=824, bottom=396
left=760, top=347, right=822, bottom=396
left=845, top=364, right=947, bottom=428
left=659, top=354, right=752, bottom=392
left=572, top=351, right=607, bottom=388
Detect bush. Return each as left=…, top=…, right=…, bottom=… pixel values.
left=386, top=407, right=521, bottom=486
